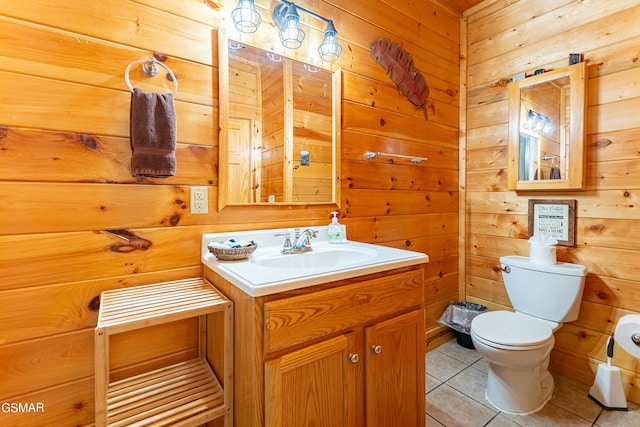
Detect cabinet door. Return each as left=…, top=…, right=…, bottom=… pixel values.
left=365, top=309, right=425, bottom=427
left=265, top=333, right=358, bottom=427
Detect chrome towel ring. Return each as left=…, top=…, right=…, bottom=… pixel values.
left=124, top=58, right=178, bottom=94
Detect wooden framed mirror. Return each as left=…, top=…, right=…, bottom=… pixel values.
left=507, top=62, right=587, bottom=190
left=217, top=30, right=341, bottom=210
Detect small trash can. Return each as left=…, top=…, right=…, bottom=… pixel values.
left=438, top=301, right=488, bottom=349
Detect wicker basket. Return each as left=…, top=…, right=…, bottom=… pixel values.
left=208, top=243, right=257, bottom=261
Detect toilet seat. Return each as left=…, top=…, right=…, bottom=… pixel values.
left=472, top=311, right=554, bottom=350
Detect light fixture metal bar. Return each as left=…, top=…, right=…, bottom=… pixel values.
left=275, top=0, right=331, bottom=24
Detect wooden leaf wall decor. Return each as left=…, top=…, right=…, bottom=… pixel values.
left=371, top=37, right=430, bottom=119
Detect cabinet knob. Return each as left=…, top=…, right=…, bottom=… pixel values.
left=372, top=345, right=382, bottom=355
left=348, top=353, right=360, bottom=364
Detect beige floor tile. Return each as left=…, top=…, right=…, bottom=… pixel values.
left=427, top=414, right=446, bottom=426
left=471, top=357, right=489, bottom=373
left=446, top=366, right=492, bottom=410
left=421, top=339, right=640, bottom=426
left=436, top=339, right=484, bottom=365
left=427, top=372, right=443, bottom=393
left=502, top=401, right=593, bottom=426
left=551, top=375, right=602, bottom=422
left=485, top=414, right=521, bottom=427
left=427, top=384, right=498, bottom=427
left=595, top=401, right=640, bottom=426
left=426, top=350, right=468, bottom=382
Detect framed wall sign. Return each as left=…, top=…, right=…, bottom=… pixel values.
left=528, top=199, right=576, bottom=246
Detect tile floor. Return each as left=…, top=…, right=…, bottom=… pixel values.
left=426, top=338, right=640, bottom=427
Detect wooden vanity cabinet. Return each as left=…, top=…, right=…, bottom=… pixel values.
left=265, top=332, right=359, bottom=426
left=204, top=264, right=426, bottom=427
left=364, top=309, right=425, bottom=427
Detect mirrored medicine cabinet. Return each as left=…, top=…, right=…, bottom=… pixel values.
left=217, top=30, right=341, bottom=210
left=507, top=62, right=587, bottom=190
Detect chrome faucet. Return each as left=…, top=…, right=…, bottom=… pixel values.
left=290, top=228, right=318, bottom=253
left=274, top=232, right=292, bottom=254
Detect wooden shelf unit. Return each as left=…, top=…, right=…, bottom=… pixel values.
left=95, top=278, right=233, bottom=427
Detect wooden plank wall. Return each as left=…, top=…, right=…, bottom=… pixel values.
left=291, top=62, right=333, bottom=203
left=0, top=0, right=460, bottom=424
left=260, top=59, right=286, bottom=202
left=464, top=0, right=640, bottom=405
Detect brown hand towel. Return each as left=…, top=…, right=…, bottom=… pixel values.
left=549, top=166, right=561, bottom=179
left=130, top=88, right=176, bottom=177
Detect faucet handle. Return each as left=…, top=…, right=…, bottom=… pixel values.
left=274, top=232, right=292, bottom=251
left=304, top=229, right=318, bottom=246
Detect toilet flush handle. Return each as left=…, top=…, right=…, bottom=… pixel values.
left=501, top=265, right=511, bottom=273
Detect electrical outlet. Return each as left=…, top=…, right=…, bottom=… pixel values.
left=190, top=186, right=208, bottom=214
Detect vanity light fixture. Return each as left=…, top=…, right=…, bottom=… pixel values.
left=317, top=20, right=342, bottom=62
left=524, top=110, right=536, bottom=129
left=523, top=109, right=553, bottom=136
left=230, top=0, right=342, bottom=62
left=231, top=0, right=262, bottom=34
left=273, top=1, right=305, bottom=49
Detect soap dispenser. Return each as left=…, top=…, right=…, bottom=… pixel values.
left=328, top=211, right=343, bottom=244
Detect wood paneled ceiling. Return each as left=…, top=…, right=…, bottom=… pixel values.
left=445, top=0, right=485, bottom=13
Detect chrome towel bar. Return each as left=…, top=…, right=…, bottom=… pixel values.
left=364, top=151, right=428, bottom=164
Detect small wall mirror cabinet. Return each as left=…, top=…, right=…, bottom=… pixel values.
left=507, top=62, right=587, bottom=190
left=217, top=30, right=341, bottom=210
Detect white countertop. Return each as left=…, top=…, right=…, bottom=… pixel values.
left=202, top=227, right=429, bottom=297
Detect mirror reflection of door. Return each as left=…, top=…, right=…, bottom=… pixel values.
left=228, top=46, right=266, bottom=203
left=227, top=117, right=255, bottom=203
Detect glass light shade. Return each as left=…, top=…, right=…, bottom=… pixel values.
left=318, top=20, right=342, bottom=62
left=523, top=109, right=553, bottom=135
left=523, top=109, right=536, bottom=130
left=535, top=115, right=543, bottom=132
left=231, top=0, right=262, bottom=33
left=279, top=4, right=305, bottom=49
left=541, top=117, right=553, bottom=135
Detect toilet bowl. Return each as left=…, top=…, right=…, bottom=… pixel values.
left=471, top=311, right=557, bottom=414
left=470, top=255, right=587, bottom=415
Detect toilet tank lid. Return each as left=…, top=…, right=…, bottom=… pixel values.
left=500, top=255, right=586, bottom=277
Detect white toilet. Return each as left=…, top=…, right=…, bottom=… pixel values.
left=470, top=255, right=587, bottom=415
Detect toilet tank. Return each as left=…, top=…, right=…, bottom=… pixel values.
left=500, top=255, right=587, bottom=322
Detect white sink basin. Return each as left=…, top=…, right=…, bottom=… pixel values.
left=252, top=245, right=378, bottom=269
left=201, top=227, right=428, bottom=297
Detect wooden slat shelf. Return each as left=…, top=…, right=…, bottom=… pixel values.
left=106, top=359, right=225, bottom=427
left=97, top=278, right=230, bottom=333
left=95, top=278, right=233, bottom=427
